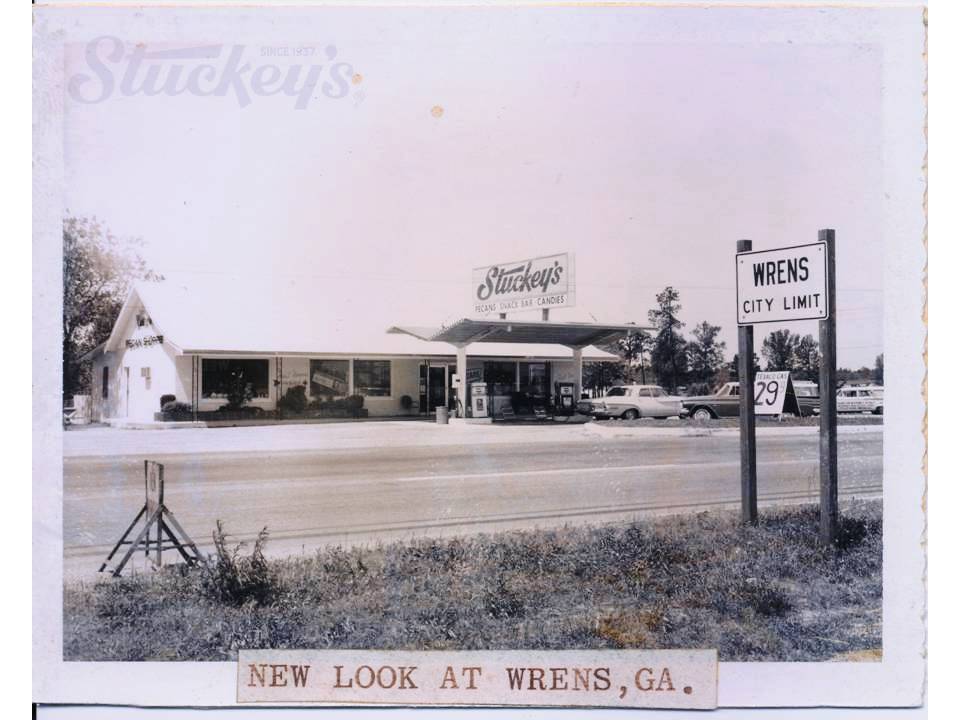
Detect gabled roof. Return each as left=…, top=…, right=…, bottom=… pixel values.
left=103, top=275, right=625, bottom=361
left=104, top=286, right=180, bottom=354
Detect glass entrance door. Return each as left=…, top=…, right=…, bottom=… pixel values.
left=428, top=366, right=446, bottom=411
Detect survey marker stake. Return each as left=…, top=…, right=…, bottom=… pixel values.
left=99, top=461, right=203, bottom=577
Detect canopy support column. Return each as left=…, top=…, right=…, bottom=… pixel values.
left=572, top=346, right=583, bottom=401
left=455, top=344, right=468, bottom=417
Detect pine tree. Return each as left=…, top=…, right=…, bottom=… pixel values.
left=647, top=287, right=688, bottom=392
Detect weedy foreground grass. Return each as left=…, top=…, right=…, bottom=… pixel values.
left=64, top=500, right=881, bottom=662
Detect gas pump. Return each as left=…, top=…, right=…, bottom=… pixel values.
left=554, top=382, right=576, bottom=415
left=471, top=382, right=491, bottom=418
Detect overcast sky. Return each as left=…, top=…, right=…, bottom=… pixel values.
left=62, top=6, right=885, bottom=368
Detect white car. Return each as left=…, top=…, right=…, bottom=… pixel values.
left=578, top=385, right=685, bottom=420
left=836, top=385, right=884, bottom=415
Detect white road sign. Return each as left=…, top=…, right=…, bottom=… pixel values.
left=736, top=242, right=828, bottom=325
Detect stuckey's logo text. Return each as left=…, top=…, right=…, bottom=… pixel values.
left=471, top=253, right=576, bottom=315
left=68, top=36, right=356, bottom=109
left=476, top=261, right=565, bottom=301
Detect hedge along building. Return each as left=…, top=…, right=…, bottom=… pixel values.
left=86, top=265, right=644, bottom=424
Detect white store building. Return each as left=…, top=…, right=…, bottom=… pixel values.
left=85, top=273, right=642, bottom=424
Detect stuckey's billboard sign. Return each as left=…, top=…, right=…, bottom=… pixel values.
left=472, top=253, right=576, bottom=315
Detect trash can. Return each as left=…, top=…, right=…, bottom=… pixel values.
left=436, top=407, right=449, bottom=424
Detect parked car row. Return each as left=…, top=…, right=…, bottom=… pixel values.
left=578, top=382, right=883, bottom=420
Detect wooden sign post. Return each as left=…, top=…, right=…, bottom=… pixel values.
left=735, top=230, right=837, bottom=544
left=818, top=229, right=839, bottom=545
left=99, top=461, right=203, bottom=577
left=145, top=460, right=163, bottom=566
left=736, top=239, right=758, bottom=525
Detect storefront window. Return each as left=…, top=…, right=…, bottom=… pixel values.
left=354, top=360, right=391, bottom=396
left=483, top=361, right=516, bottom=385
left=201, top=359, right=270, bottom=399
left=481, top=361, right=515, bottom=397
left=310, top=359, right=350, bottom=397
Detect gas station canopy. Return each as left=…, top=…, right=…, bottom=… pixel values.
left=388, top=318, right=649, bottom=348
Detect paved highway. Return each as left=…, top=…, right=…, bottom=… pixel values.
left=61, top=425, right=882, bottom=579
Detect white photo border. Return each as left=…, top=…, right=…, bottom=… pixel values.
left=32, top=1, right=927, bottom=709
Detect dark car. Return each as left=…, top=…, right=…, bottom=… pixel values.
left=682, top=382, right=741, bottom=420
left=792, top=381, right=821, bottom=417
left=682, top=381, right=819, bottom=420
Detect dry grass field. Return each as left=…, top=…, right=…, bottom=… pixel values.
left=64, top=500, right=881, bottom=662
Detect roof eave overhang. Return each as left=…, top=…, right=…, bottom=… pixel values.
left=177, top=348, right=617, bottom=360
left=389, top=319, right=651, bottom=348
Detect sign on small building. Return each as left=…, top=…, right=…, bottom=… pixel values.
left=736, top=242, right=828, bottom=325
left=472, top=252, right=575, bottom=315
left=125, top=334, right=164, bottom=349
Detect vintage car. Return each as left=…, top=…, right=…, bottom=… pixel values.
left=792, top=381, right=821, bottom=416
left=682, top=382, right=742, bottom=420
left=682, top=380, right=820, bottom=420
left=836, top=385, right=884, bottom=414
left=577, top=385, right=685, bottom=420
